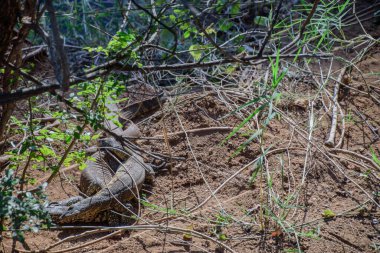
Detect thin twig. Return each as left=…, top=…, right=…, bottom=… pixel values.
left=153, top=126, right=237, bottom=138
left=325, top=67, right=347, bottom=147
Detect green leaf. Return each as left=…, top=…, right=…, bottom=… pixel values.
left=184, top=30, right=191, bottom=39
left=222, top=103, right=269, bottom=144
left=20, top=141, right=31, bottom=154
left=218, top=233, right=228, bottom=241
left=65, top=135, right=73, bottom=144
left=231, top=129, right=263, bottom=157
left=230, top=3, right=240, bottom=15
left=222, top=96, right=266, bottom=120
left=218, top=21, right=233, bottom=32
left=79, top=162, right=87, bottom=171
left=73, top=131, right=80, bottom=140
left=248, top=163, right=261, bottom=185
left=254, top=16, right=269, bottom=27
left=169, top=14, right=176, bottom=22
left=39, top=145, right=56, bottom=157
left=370, top=147, right=380, bottom=167
left=189, top=44, right=206, bottom=61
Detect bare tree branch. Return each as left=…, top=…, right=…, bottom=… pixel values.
left=0, top=52, right=331, bottom=106
left=44, top=0, right=70, bottom=91
left=257, top=0, right=284, bottom=57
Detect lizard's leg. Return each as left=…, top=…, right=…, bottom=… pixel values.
left=47, top=197, right=84, bottom=223
left=107, top=202, right=135, bottom=225
left=142, top=161, right=167, bottom=184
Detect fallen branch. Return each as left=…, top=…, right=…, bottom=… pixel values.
left=22, top=45, right=46, bottom=61
left=325, top=67, right=347, bottom=147
left=153, top=126, right=237, bottom=138
left=352, top=107, right=379, bottom=141
left=328, top=148, right=380, bottom=171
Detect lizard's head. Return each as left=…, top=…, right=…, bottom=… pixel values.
left=46, top=204, right=71, bottom=222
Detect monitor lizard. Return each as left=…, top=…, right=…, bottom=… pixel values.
left=46, top=94, right=162, bottom=224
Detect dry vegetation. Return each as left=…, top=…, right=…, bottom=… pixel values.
left=0, top=0, right=380, bottom=252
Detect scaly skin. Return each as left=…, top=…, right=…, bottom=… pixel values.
left=80, top=138, right=131, bottom=197
left=47, top=95, right=161, bottom=223
left=52, top=154, right=147, bottom=223
left=120, top=93, right=166, bottom=122
left=47, top=150, right=152, bottom=223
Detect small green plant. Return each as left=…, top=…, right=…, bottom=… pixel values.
left=248, top=161, right=262, bottom=186
left=0, top=170, right=51, bottom=243
left=223, top=48, right=287, bottom=158
left=69, top=78, right=127, bottom=131
left=183, top=225, right=193, bottom=242
left=298, top=226, right=320, bottom=239
left=218, top=233, right=228, bottom=241
left=360, top=169, right=372, bottom=179
left=269, top=49, right=288, bottom=90
left=85, top=30, right=140, bottom=63
left=140, top=199, right=178, bottom=216
left=210, top=212, right=232, bottom=241
left=344, top=110, right=353, bottom=122
left=322, top=209, right=336, bottom=219
left=7, top=117, right=99, bottom=173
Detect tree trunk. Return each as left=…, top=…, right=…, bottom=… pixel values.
left=0, top=0, right=37, bottom=145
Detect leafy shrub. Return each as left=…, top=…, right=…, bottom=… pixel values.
left=0, top=170, right=51, bottom=242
